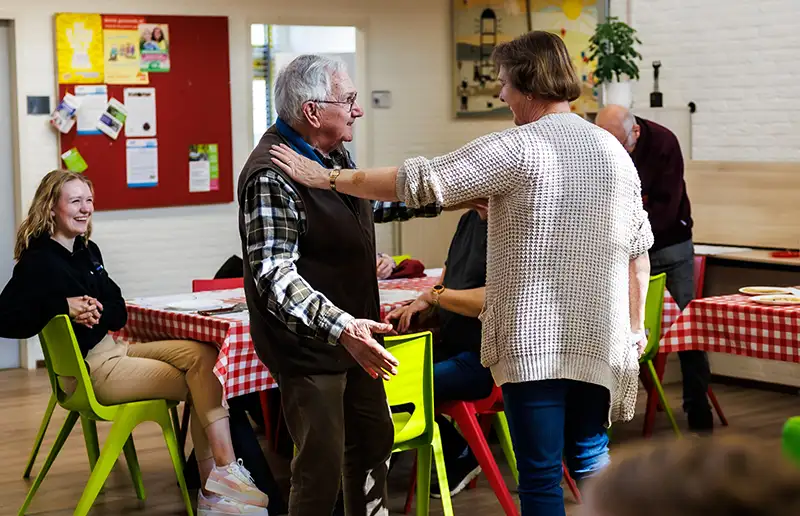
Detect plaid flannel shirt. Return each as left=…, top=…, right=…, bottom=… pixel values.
left=243, top=149, right=441, bottom=345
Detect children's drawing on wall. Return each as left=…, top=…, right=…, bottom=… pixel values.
left=452, top=0, right=601, bottom=118
left=139, top=23, right=171, bottom=72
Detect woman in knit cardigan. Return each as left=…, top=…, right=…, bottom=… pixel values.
left=269, top=31, right=653, bottom=516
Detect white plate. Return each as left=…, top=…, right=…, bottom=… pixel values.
left=750, top=294, right=800, bottom=306
left=739, top=286, right=794, bottom=296
left=164, top=299, right=231, bottom=312
left=379, top=289, right=421, bottom=305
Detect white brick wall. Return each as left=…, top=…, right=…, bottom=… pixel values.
left=616, top=0, right=800, bottom=161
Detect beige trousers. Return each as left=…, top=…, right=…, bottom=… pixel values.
left=85, top=335, right=229, bottom=460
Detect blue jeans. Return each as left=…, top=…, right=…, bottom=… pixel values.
left=434, top=351, right=494, bottom=463
left=650, top=239, right=711, bottom=415
left=502, top=379, right=610, bottom=516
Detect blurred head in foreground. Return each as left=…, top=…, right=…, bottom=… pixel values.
left=582, top=436, right=800, bottom=516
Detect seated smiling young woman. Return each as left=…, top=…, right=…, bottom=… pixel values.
left=0, top=169, right=270, bottom=516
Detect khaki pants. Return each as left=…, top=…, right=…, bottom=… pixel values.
left=277, top=366, right=394, bottom=516
left=85, top=335, right=229, bottom=460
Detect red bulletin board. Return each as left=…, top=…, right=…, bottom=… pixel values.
left=58, top=15, right=233, bottom=211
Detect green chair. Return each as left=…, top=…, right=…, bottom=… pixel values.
left=639, top=273, right=682, bottom=438
left=782, top=416, right=800, bottom=467
left=385, top=332, right=453, bottom=516
left=18, top=315, right=192, bottom=516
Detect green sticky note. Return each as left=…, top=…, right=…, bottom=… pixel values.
left=61, top=148, right=88, bottom=173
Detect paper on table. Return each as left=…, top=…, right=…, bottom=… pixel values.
left=124, top=87, right=156, bottom=137
left=97, top=97, right=127, bottom=139
left=126, top=139, right=158, bottom=188
left=74, top=85, right=107, bottom=135
left=693, top=244, right=754, bottom=256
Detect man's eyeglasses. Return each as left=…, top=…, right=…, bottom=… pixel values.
left=312, top=93, right=358, bottom=113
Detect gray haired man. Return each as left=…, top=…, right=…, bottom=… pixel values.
left=237, top=55, right=398, bottom=515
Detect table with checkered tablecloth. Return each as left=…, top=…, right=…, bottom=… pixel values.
left=115, top=277, right=438, bottom=400
left=660, top=292, right=800, bottom=360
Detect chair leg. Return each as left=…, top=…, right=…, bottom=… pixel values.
left=404, top=451, right=418, bottom=515
left=80, top=416, right=100, bottom=472
left=450, top=404, right=517, bottom=515
left=123, top=437, right=146, bottom=500
left=156, top=404, right=195, bottom=516
left=493, top=412, right=518, bottom=485
left=414, top=446, right=432, bottom=516
left=562, top=461, right=582, bottom=504
left=74, top=408, right=141, bottom=516
left=178, top=400, right=191, bottom=456
left=23, top=393, right=57, bottom=479
left=642, top=380, right=660, bottom=438
left=708, top=387, right=729, bottom=426
left=647, top=360, right=682, bottom=438
left=432, top=425, right=454, bottom=516
left=19, top=411, right=80, bottom=515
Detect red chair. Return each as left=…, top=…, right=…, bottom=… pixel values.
left=191, top=277, right=244, bottom=292
left=191, top=278, right=277, bottom=448
left=642, top=255, right=728, bottom=437
left=403, top=386, right=582, bottom=515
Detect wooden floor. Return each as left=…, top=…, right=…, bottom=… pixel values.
left=2, top=368, right=797, bottom=515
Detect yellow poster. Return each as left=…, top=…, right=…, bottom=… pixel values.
left=56, top=13, right=104, bottom=84
left=103, top=16, right=149, bottom=85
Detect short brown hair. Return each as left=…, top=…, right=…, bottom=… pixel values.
left=584, top=437, right=800, bottom=516
left=492, top=31, right=581, bottom=102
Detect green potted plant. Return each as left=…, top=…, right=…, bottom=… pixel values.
left=588, top=16, right=642, bottom=107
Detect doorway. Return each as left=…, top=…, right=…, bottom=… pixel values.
left=0, top=20, right=18, bottom=369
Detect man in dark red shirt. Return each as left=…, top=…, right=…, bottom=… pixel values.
left=596, top=105, right=713, bottom=433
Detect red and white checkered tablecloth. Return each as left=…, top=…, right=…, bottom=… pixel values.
left=661, top=293, right=800, bottom=361
left=115, top=279, right=437, bottom=400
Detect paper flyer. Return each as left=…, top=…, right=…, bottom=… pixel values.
left=61, top=148, right=88, bottom=173
left=139, top=23, right=170, bottom=72
left=96, top=98, right=127, bottom=139
left=189, top=144, right=219, bottom=192
left=55, top=13, right=104, bottom=84
left=124, top=88, right=157, bottom=137
left=74, top=85, right=107, bottom=135
left=103, top=15, right=149, bottom=85
left=126, top=139, right=158, bottom=188
left=49, top=93, right=81, bottom=133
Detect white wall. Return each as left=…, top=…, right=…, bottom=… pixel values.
left=616, top=0, right=800, bottom=162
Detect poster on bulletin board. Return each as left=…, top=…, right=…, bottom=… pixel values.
left=56, top=13, right=104, bottom=83
left=103, top=15, right=149, bottom=84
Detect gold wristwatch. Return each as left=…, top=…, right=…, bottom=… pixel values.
left=430, top=284, right=446, bottom=306
left=329, top=167, right=342, bottom=191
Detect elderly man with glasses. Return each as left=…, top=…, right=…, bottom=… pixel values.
left=595, top=105, right=712, bottom=435
left=237, top=54, right=443, bottom=516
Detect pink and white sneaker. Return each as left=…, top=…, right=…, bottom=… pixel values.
left=198, top=491, right=269, bottom=515
left=205, top=459, right=269, bottom=508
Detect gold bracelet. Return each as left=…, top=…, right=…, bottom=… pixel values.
left=330, top=167, right=341, bottom=191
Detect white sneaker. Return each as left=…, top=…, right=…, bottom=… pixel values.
left=198, top=491, right=269, bottom=515
left=205, top=459, right=269, bottom=508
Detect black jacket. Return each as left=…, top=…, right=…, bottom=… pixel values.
left=0, top=234, right=128, bottom=356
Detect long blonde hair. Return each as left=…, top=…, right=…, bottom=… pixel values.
left=14, top=170, right=94, bottom=260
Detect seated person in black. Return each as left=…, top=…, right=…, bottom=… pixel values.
left=0, top=170, right=272, bottom=515
left=385, top=207, right=493, bottom=498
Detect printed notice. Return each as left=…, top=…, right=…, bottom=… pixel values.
left=189, top=144, right=220, bottom=192
left=126, top=139, right=158, bottom=188
left=75, top=85, right=107, bottom=135
left=103, top=15, right=149, bottom=85
left=124, top=87, right=156, bottom=137
left=97, top=97, right=127, bottom=139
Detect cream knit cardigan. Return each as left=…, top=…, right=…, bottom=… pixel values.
left=397, top=113, right=654, bottom=423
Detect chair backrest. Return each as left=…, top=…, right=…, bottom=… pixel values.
left=192, top=277, right=244, bottom=292
left=392, top=254, right=411, bottom=266
left=384, top=331, right=434, bottom=441
left=693, top=255, right=706, bottom=299
left=783, top=416, right=800, bottom=468
left=38, top=315, right=112, bottom=419
left=641, top=273, right=667, bottom=363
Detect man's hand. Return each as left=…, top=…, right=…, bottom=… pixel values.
left=376, top=254, right=395, bottom=280
left=339, top=319, right=399, bottom=380
left=384, top=296, right=432, bottom=333
left=67, top=296, right=103, bottom=328
left=632, top=329, right=648, bottom=358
